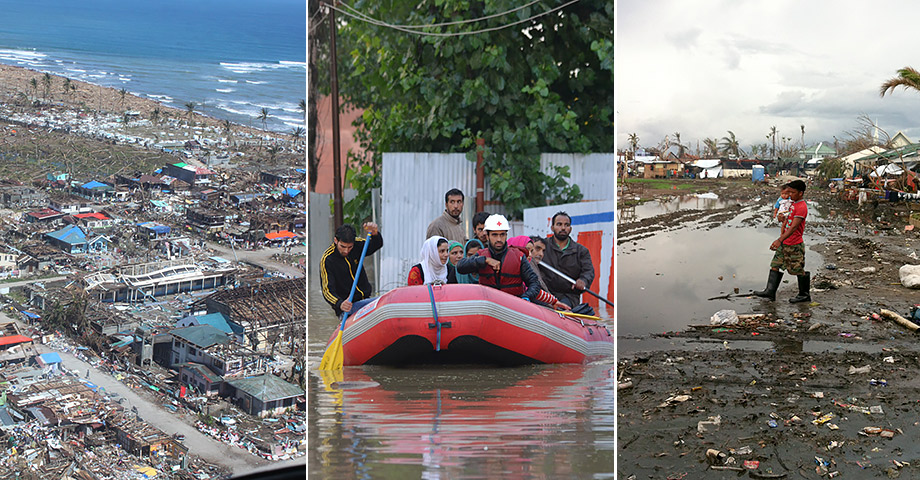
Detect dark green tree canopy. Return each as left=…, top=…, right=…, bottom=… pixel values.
left=326, top=0, right=612, bottom=218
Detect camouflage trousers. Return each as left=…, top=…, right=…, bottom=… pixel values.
left=770, top=242, right=805, bottom=276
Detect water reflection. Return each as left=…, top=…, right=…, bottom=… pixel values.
left=309, top=364, right=614, bottom=479
left=618, top=193, right=736, bottom=223
left=617, top=207, right=822, bottom=338
left=308, top=280, right=614, bottom=479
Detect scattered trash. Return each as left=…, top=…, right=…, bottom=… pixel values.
left=618, top=380, right=633, bottom=390
left=879, top=309, right=920, bottom=332
left=899, top=264, right=920, bottom=288
left=659, top=394, right=692, bottom=408
left=812, top=413, right=835, bottom=425
left=743, top=460, right=760, bottom=470
left=860, top=266, right=877, bottom=274
left=697, top=415, right=721, bottom=433
left=706, top=448, right=727, bottom=465
left=849, top=365, right=871, bottom=375
left=710, top=309, right=739, bottom=326
left=731, top=446, right=753, bottom=455
left=884, top=356, right=896, bottom=363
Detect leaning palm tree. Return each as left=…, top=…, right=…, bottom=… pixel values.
left=720, top=130, right=743, bottom=158
left=703, top=137, right=719, bottom=157
left=670, top=131, right=687, bottom=158
left=880, top=66, right=920, bottom=97
left=627, top=132, right=639, bottom=157
left=299, top=99, right=306, bottom=121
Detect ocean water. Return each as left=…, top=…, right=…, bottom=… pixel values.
left=0, top=0, right=305, bottom=132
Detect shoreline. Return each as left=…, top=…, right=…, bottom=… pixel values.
left=0, top=63, right=286, bottom=139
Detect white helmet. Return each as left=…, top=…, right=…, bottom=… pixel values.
left=483, top=214, right=509, bottom=231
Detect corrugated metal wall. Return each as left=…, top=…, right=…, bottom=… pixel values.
left=378, top=153, right=615, bottom=293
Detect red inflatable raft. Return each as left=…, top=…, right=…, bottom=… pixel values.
left=325, top=283, right=614, bottom=366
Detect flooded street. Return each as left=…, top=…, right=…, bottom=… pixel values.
left=618, top=195, right=822, bottom=350
left=307, top=279, right=614, bottom=479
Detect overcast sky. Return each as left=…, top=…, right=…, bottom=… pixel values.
left=617, top=0, right=920, bottom=156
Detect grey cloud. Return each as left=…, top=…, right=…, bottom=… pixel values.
left=666, top=28, right=702, bottom=49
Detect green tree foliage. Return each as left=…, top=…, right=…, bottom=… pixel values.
left=333, top=0, right=612, bottom=218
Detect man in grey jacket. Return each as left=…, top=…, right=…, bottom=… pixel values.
left=426, top=188, right=466, bottom=243
left=539, top=211, right=595, bottom=307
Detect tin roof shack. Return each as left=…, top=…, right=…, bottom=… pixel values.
left=722, top=159, right=774, bottom=178
left=23, top=207, right=64, bottom=224
left=0, top=334, right=35, bottom=363
left=186, top=208, right=226, bottom=234
left=68, top=212, right=116, bottom=231
left=195, top=277, right=305, bottom=354
left=44, top=225, right=110, bottom=254
left=136, top=221, right=171, bottom=242
left=226, top=373, right=303, bottom=417
left=260, top=168, right=303, bottom=187
left=75, top=180, right=115, bottom=199
left=166, top=162, right=216, bottom=186
left=109, top=414, right=188, bottom=458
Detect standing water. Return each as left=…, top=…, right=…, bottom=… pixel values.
left=618, top=196, right=822, bottom=353
left=308, top=274, right=614, bottom=478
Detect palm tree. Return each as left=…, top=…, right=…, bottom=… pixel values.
left=119, top=88, right=128, bottom=110
left=267, top=144, right=281, bottom=165
left=150, top=106, right=161, bottom=126
left=880, top=66, right=920, bottom=97
left=298, top=99, right=306, bottom=121
left=670, top=131, right=687, bottom=158
left=703, top=138, right=719, bottom=157
left=720, top=131, right=743, bottom=158
left=62, top=78, right=72, bottom=101
left=258, top=107, right=270, bottom=131
left=291, top=126, right=304, bottom=146
left=42, top=73, right=52, bottom=101
left=28, top=78, right=38, bottom=102
left=222, top=119, right=233, bottom=145
left=627, top=133, right=639, bottom=158
left=800, top=124, right=805, bottom=147
left=184, top=101, right=196, bottom=137
left=768, top=126, right=777, bottom=159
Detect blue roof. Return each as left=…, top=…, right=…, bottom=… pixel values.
left=81, top=180, right=110, bottom=190
left=180, top=313, right=243, bottom=337
left=171, top=325, right=229, bottom=349
left=284, top=188, right=302, bottom=197
left=38, top=353, right=62, bottom=364
left=20, top=311, right=39, bottom=319
left=46, top=225, right=86, bottom=244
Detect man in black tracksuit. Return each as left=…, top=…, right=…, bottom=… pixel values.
left=320, top=223, right=383, bottom=317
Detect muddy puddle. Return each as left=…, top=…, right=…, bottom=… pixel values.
left=307, top=281, right=614, bottom=479
left=618, top=201, right=824, bottom=339
left=619, top=192, right=737, bottom=223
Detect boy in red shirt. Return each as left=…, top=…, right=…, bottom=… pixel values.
left=754, top=180, right=810, bottom=303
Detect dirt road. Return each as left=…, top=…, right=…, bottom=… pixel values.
left=32, top=342, right=268, bottom=475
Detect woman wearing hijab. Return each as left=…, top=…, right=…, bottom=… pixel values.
left=447, top=241, right=464, bottom=267
left=456, top=239, right=483, bottom=284
left=456, top=238, right=483, bottom=284
left=407, top=236, right=458, bottom=285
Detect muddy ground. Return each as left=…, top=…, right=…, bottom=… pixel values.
left=618, top=179, right=920, bottom=479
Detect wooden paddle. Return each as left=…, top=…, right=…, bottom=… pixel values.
left=319, top=233, right=372, bottom=370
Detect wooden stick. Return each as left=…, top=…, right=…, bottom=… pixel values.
left=879, top=309, right=920, bottom=332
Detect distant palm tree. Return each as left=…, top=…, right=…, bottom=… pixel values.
left=880, top=66, right=920, bottom=97
left=184, top=102, right=197, bottom=137
left=222, top=119, right=233, bottom=145
left=800, top=124, right=805, bottom=147
left=768, top=126, right=777, bottom=159
left=291, top=126, right=304, bottom=146
left=720, top=130, right=743, bottom=157
left=627, top=133, right=639, bottom=158
left=258, top=107, right=270, bottom=132
left=29, top=78, right=38, bottom=101
left=119, top=88, right=128, bottom=110
left=298, top=99, right=306, bottom=121
left=703, top=137, right=719, bottom=157
left=61, top=78, right=72, bottom=101
left=150, top=107, right=161, bottom=126
left=42, top=73, right=52, bottom=101
left=267, top=144, right=281, bottom=164
left=670, top=131, right=687, bottom=158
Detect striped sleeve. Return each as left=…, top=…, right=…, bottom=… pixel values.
left=536, top=289, right=558, bottom=306
left=319, top=245, right=342, bottom=307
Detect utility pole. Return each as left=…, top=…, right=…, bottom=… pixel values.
left=328, top=1, right=344, bottom=229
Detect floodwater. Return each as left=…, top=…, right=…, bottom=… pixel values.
left=307, top=280, right=615, bottom=479
left=618, top=193, right=735, bottom=223
left=618, top=196, right=824, bottom=347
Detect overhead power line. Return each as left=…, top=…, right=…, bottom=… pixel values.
left=325, top=0, right=581, bottom=38
left=339, top=0, right=542, bottom=29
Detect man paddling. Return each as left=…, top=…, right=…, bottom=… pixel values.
left=457, top=214, right=541, bottom=302
left=320, top=222, right=382, bottom=316
left=539, top=211, right=595, bottom=308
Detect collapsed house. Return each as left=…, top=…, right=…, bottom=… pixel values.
left=82, top=258, right=237, bottom=303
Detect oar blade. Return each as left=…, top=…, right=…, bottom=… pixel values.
left=319, top=330, right=344, bottom=370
